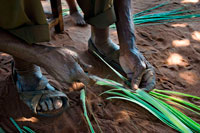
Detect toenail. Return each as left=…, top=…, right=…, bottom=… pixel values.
left=54, top=99, right=63, bottom=109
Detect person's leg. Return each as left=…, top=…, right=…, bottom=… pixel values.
left=114, top=0, right=156, bottom=91
left=90, top=26, right=119, bottom=56
left=77, top=0, right=155, bottom=91
left=0, top=29, right=90, bottom=115
left=77, top=0, right=119, bottom=55
left=66, top=0, right=86, bottom=26
left=13, top=57, right=43, bottom=92
left=0, top=29, right=90, bottom=85
left=13, top=57, right=62, bottom=112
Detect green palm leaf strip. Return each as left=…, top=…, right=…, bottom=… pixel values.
left=134, top=1, right=170, bottom=17
left=154, top=97, right=200, bottom=132
left=0, top=127, right=5, bottom=133
left=153, top=89, right=200, bottom=100
left=9, top=117, right=23, bottom=133
left=9, top=117, right=35, bottom=133
left=150, top=93, right=200, bottom=116
left=134, top=14, right=200, bottom=24
left=92, top=51, right=128, bottom=82
left=23, top=126, right=35, bottom=133
left=110, top=2, right=200, bottom=28
left=150, top=91, right=200, bottom=111
left=134, top=10, right=193, bottom=20
left=101, top=89, right=179, bottom=131
left=97, top=80, right=200, bottom=132
left=136, top=89, right=192, bottom=132
left=80, top=89, right=95, bottom=133
left=97, top=82, right=192, bottom=132
left=106, top=96, right=179, bottom=131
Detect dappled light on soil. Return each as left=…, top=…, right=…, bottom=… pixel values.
left=116, top=110, right=130, bottom=122
left=191, top=31, right=200, bottom=42
left=69, top=82, right=84, bottom=91
left=181, top=0, right=199, bottom=3
left=16, top=117, right=39, bottom=123
left=179, top=71, right=198, bottom=85
left=172, top=39, right=190, bottom=47
left=167, top=53, right=188, bottom=66
left=171, top=23, right=188, bottom=27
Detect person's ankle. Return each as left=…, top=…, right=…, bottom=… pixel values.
left=35, top=45, right=56, bottom=68
left=90, top=26, right=119, bottom=55
left=15, top=65, right=43, bottom=92
left=91, top=37, right=119, bottom=55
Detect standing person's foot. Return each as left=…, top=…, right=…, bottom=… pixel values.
left=88, top=26, right=124, bottom=72
left=88, top=26, right=156, bottom=92
left=70, top=11, right=87, bottom=26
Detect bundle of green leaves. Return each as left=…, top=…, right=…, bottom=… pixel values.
left=110, top=1, right=200, bottom=28
left=91, top=51, right=200, bottom=132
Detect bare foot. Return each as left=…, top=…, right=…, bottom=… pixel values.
left=70, top=12, right=87, bottom=26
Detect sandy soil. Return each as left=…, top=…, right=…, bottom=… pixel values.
left=0, top=0, right=200, bottom=132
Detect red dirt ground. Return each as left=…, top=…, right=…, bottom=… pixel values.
left=0, top=0, right=200, bottom=132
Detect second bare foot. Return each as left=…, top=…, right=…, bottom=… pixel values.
left=70, top=12, right=87, bottom=26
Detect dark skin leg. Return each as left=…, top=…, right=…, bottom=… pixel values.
left=85, top=0, right=156, bottom=91
left=0, top=29, right=91, bottom=112
left=91, top=27, right=119, bottom=56
left=14, top=57, right=64, bottom=111
left=114, top=0, right=156, bottom=91
left=114, top=0, right=136, bottom=53
left=13, top=57, right=42, bottom=93
left=0, top=29, right=90, bottom=83
left=66, top=0, right=86, bottom=26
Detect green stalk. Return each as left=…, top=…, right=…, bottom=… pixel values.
left=151, top=93, right=200, bottom=116
left=134, top=14, right=200, bottom=24
left=80, top=89, right=95, bottom=133
left=103, top=79, right=123, bottom=87
left=96, top=81, right=130, bottom=93
left=134, top=10, right=193, bottom=20
left=62, top=9, right=70, bottom=12
left=154, top=98, right=200, bottom=132
left=97, top=78, right=200, bottom=132
left=0, top=127, right=5, bottom=133
left=9, top=117, right=23, bottom=133
left=136, top=21, right=174, bottom=26
left=96, top=79, right=123, bottom=88
left=100, top=85, right=170, bottom=122
left=23, top=126, right=35, bottom=133
left=99, top=85, right=180, bottom=131
left=106, top=96, right=180, bottom=131
left=136, top=19, right=200, bottom=27
left=153, top=89, right=200, bottom=100
left=134, top=1, right=169, bottom=17
left=136, top=89, right=192, bottom=132
left=109, top=2, right=200, bottom=29
left=62, top=9, right=70, bottom=16
left=92, top=51, right=128, bottom=82
left=87, top=102, right=103, bottom=133
left=22, top=129, right=27, bottom=133
left=100, top=89, right=126, bottom=96
left=150, top=91, right=200, bottom=111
